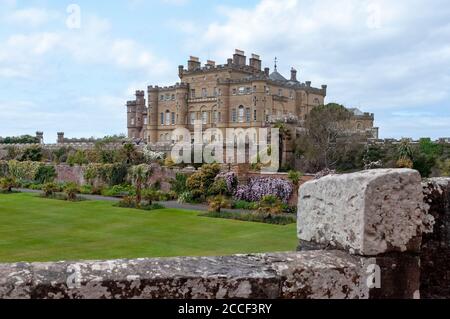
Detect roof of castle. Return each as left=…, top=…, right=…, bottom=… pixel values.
left=269, top=70, right=287, bottom=82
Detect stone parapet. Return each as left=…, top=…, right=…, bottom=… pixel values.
left=297, top=169, right=433, bottom=256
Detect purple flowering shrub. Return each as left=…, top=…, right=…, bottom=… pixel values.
left=234, top=177, right=293, bottom=203
left=215, top=172, right=238, bottom=195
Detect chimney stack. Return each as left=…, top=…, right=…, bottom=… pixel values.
left=264, top=67, right=270, bottom=77
left=306, top=81, right=311, bottom=87
left=178, top=65, right=184, bottom=78
left=206, top=60, right=216, bottom=67
left=187, top=56, right=201, bottom=71
left=321, top=85, right=327, bottom=95
left=290, top=68, right=298, bottom=82
left=233, top=49, right=246, bottom=66
left=227, top=58, right=233, bottom=66
left=249, top=54, right=261, bottom=71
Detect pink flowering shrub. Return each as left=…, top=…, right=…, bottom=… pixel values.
left=234, top=177, right=293, bottom=203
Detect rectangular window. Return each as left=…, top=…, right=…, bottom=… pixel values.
left=245, top=108, right=251, bottom=123
left=171, top=94, right=175, bottom=101
left=265, top=86, right=270, bottom=94
left=278, top=89, right=283, bottom=96
left=190, top=112, right=196, bottom=124
left=253, top=110, right=257, bottom=121
left=191, top=89, right=196, bottom=98
left=238, top=87, right=245, bottom=95
left=160, top=95, right=164, bottom=101
left=202, top=111, right=208, bottom=124
left=166, top=112, right=171, bottom=125
left=171, top=112, right=175, bottom=125
left=214, top=87, right=218, bottom=96
left=232, top=109, right=237, bottom=122
left=238, top=107, right=244, bottom=123
left=131, top=118, right=135, bottom=126
left=143, top=117, right=148, bottom=125
left=213, top=111, right=218, bottom=123
left=232, top=88, right=237, bottom=95
left=202, top=88, right=207, bottom=98
left=160, top=113, right=164, bottom=125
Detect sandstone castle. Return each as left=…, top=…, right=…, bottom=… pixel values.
left=126, top=49, right=378, bottom=143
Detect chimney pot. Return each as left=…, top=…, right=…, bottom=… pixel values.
left=290, top=67, right=298, bottom=82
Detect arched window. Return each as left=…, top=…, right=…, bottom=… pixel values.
left=357, top=123, right=362, bottom=130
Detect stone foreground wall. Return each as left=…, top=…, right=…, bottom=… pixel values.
left=0, top=251, right=373, bottom=299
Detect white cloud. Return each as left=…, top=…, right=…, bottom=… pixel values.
left=182, top=0, right=450, bottom=116
left=0, top=14, right=170, bottom=79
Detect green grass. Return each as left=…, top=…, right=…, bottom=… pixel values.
left=0, top=193, right=297, bottom=263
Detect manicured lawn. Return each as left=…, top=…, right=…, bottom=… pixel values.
left=0, top=193, right=297, bottom=263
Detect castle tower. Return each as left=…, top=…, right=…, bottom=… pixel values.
left=135, top=90, right=145, bottom=138
left=176, top=83, right=188, bottom=130
left=148, top=86, right=160, bottom=143
left=127, top=100, right=137, bottom=138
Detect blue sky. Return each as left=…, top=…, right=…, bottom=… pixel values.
left=0, top=0, right=449, bottom=142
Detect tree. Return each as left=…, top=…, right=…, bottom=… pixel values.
left=121, top=143, right=138, bottom=164
left=130, top=164, right=152, bottom=206
left=20, top=146, right=43, bottom=162
left=397, top=139, right=413, bottom=161
left=295, top=103, right=353, bottom=171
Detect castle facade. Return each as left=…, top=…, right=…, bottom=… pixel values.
left=127, top=49, right=377, bottom=143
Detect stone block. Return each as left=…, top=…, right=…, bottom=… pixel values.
left=298, top=169, right=433, bottom=256
left=421, top=178, right=450, bottom=298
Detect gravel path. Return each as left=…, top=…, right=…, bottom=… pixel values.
left=14, top=188, right=252, bottom=214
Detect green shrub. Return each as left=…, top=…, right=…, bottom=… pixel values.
left=29, top=183, right=43, bottom=190
left=42, top=182, right=61, bottom=197
left=178, top=191, right=196, bottom=204
left=209, top=178, right=228, bottom=196
left=186, top=163, right=221, bottom=201
left=170, top=173, right=188, bottom=195
left=20, top=146, right=43, bottom=162
left=0, top=161, right=8, bottom=177
left=8, top=160, right=42, bottom=181
left=281, top=204, right=297, bottom=215
left=201, top=211, right=296, bottom=225
left=258, top=195, right=283, bottom=215
left=64, top=183, right=79, bottom=201
left=101, top=184, right=135, bottom=197
left=0, top=177, right=17, bottom=193
left=232, top=200, right=258, bottom=210
left=208, top=195, right=229, bottom=213
left=288, top=170, right=303, bottom=186
left=116, top=196, right=137, bottom=208
left=142, top=189, right=158, bottom=204
left=35, top=165, right=56, bottom=184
